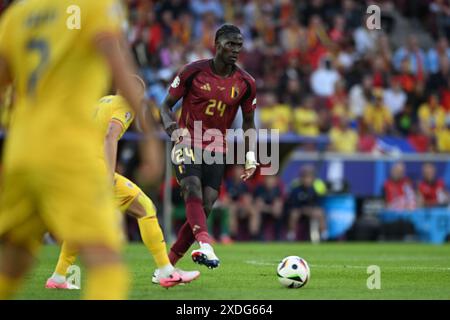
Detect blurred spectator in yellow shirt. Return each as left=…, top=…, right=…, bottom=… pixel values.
left=363, top=89, right=394, bottom=135
left=418, top=93, right=447, bottom=136
left=293, top=96, right=320, bottom=136
left=259, top=93, right=292, bottom=134
left=329, top=116, right=358, bottom=153
left=331, top=80, right=355, bottom=121
left=436, top=119, right=450, bottom=152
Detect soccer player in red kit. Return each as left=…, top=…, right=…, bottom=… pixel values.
left=159, top=25, right=258, bottom=270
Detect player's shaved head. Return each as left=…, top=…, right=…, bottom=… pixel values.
left=215, top=24, right=242, bottom=44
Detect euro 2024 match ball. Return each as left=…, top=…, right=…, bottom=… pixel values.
left=277, top=256, right=310, bottom=288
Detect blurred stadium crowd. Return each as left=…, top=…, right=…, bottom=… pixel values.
left=1, top=0, right=450, bottom=243
left=119, top=0, right=450, bottom=154
left=2, top=0, right=450, bottom=152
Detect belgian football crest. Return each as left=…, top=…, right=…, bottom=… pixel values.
left=231, top=86, right=239, bottom=99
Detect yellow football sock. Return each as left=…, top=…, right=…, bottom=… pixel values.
left=0, top=274, right=22, bottom=300
left=84, top=263, right=129, bottom=300
left=55, top=242, right=78, bottom=276
left=136, top=195, right=171, bottom=268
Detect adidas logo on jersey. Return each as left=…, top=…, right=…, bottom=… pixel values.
left=200, top=83, right=211, bottom=91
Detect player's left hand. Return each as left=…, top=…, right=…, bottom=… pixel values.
left=240, top=166, right=258, bottom=181
left=241, top=151, right=259, bottom=181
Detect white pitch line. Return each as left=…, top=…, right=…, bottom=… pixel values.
left=245, top=260, right=277, bottom=266
left=244, top=260, right=450, bottom=271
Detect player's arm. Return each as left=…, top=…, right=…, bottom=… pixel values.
left=0, top=55, right=12, bottom=131
left=95, top=35, right=142, bottom=115
left=0, top=55, right=11, bottom=90
left=86, top=0, right=142, bottom=114
left=95, top=35, right=163, bottom=182
left=240, top=77, right=258, bottom=181
left=241, top=109, right=258, bottom=181
left=138, top=101, right=165, bottom=183
left=0, top=0, right=13, bottom=132
left=160, top=94, right=182, bottom=139
left=0, top=9, right=12, bottom=92
left=160, top=65, right=196, bottom=142
left=104, top=120, right=123, bottom=178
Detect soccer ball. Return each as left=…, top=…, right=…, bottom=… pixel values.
left=277, top=256, right=310, bottom=288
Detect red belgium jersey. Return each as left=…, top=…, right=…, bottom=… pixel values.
left=168, top=59, right=257, bottom=152
left=418, top=179, right=446, bottom=207
left=383, top=178, right=416, bottom=210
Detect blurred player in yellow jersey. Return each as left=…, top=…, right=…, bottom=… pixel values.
left=45, top=76, right=200, bottom=289
left=0, top=85, right=13, bottom=130
left=0, top=0, right=162, bottom=299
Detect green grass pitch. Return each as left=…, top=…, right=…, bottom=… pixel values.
left=16, top=242, right=450, bottom=300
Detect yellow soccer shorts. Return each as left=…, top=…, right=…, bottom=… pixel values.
left=0, top=165, right=122, bottom=254
left=113, top=173, right=156, bottom=216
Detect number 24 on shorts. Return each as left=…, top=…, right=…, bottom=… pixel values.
left=172, top=146, right=195, bottom=166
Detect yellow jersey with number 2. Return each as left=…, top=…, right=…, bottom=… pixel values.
left=0, top=0, right=124, bottom=171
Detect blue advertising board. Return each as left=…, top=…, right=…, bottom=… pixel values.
left=379, top=208, right=450, bottom=244
left=321, top=195, right=356, bottom=240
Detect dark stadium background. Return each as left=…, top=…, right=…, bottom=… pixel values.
left=1, top=0, right=450, bottom=245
